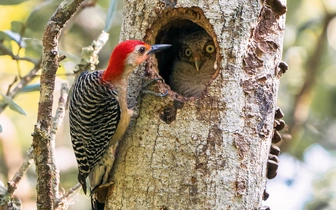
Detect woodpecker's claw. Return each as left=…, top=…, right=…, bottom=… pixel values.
left=140, top=78, right=168, bottom=97
left=142, top=77, right=164, bottom=87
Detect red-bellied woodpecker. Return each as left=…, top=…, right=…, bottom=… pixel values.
left=69, top=40, right=170, bottom=210
left=169, top=30, right=216, bottom=98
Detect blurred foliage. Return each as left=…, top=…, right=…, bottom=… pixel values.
left=0, top=0, right=335, bottom=209
left=279, top=0, right=336, bottom=157
left=270, top=0, right=336, bottom=209
left=307, top=169, right=336, bottom=210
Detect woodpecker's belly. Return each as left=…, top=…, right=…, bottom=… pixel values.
left=110, top=108, right=133, bottom=145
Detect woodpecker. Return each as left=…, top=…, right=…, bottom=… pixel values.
left=169, top=30, right=216, bottom=98
left=69, top=40, right=170, bottom=210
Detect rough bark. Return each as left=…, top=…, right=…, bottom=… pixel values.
left=106, top=0, right=286, bottom=209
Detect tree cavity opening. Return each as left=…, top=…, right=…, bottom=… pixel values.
left=145, top=8, right=219, bottom=98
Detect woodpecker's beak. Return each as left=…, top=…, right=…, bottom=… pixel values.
left=147, top=44, right=171, bottom=54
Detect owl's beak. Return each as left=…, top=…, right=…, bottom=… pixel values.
left=192, top=51, right=205, bottom=71
left=194, top=59, right=200, bottom=71
left=193, top=56, right=205, bottom=71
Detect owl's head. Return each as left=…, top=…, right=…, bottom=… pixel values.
left=176, top=30, right=216, bottom=71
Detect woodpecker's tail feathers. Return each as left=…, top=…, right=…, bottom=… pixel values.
left=78, top=173, right=88, bottom=194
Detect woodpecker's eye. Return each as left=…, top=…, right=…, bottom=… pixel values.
left=205, top=43, right=215, bottom=54
left=184, top=48, right=192, bottom=57
left=138, top=46, right=146, bottom=55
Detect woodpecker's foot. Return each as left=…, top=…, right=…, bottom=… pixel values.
left=141, top=78, right=168, bottom=97
left=142, top=77, right=164, bottom=88
left=97, top=181, right=114, bottom=189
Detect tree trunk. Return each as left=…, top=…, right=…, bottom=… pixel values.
left=106, top=0, right=286, bottom=209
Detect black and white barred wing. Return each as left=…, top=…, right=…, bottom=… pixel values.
left=69, top=71, right=120, bottom=181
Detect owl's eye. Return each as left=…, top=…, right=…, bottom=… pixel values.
left=184, top=48, right=192, bottom=57
left=205, top=43, right=215, bottom=54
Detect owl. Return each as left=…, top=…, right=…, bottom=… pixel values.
left=169, top=30, right=216, bottom=98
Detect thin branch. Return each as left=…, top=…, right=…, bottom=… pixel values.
left=0, top=42, right=39, bottom=64
left=5, top=82, right=68, bottom=196
left=5, top=76, right=18, bottom=95
left=0, top=180, right=21, bottom=210
left=0, top=59, right=41, bottom=115
left=50, top=83, right=69, bottom=208
left=32, top=0, right=85, bottom=209
left=0, top=32, right=41, bottom=111
left=0, top=37, right=41, bottom=116
left=62, top=183, right=81, bottom=201
left=16, top=22, right=27, bottom=78
left=55, top=183, right=81, bottom=210
left=7, top=61, right=41, bottom=98
left=7, top=147, right=34, bottom=194
left=66, top=30, right=110, bottom=108
left=3, top=83, right=69, bottom=210
left=73, top=30, right=110, bottom=74
left=34, top=73, right=75, bottom=77
left=15, top=59, right=22, bottom=79
left=51, top=83, right=69, bottom=136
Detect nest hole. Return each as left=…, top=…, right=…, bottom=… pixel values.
left=154, top=18, right=218, bottom=98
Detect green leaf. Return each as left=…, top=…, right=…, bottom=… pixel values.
left=0, top=31, right=13, bottom=54
left=0, top=93, right=27, bottom=116
left=11, top=21, right=25, bottom=34
left=21, top=84, right=40, bottom=93
left=0, top=0, right=28, bottom=5
left=104, top=0, right=118, bottom=32
left=4, top=30, right=26, bottom=48
left=0, top=31, right=5, bottom=42
left=23, top=37, right=42, bottom=58
left=0, top=124, right=2, bottom=133
left=26, top=0, right=60, bottom=34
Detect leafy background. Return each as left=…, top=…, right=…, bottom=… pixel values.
left=0, top=0, right=335, bottom=209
